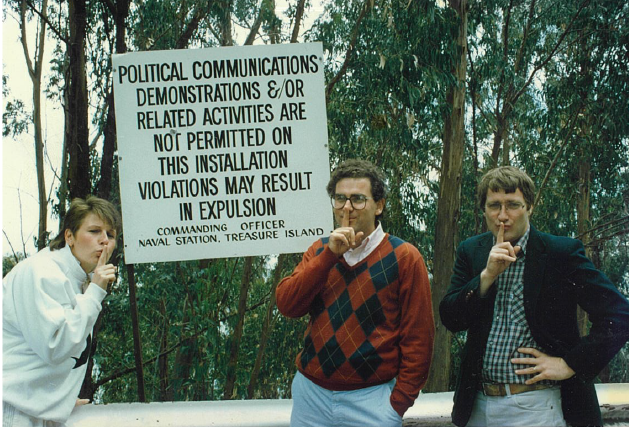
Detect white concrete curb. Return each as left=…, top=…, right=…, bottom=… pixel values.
left=67, top=384, right=629, bottom=427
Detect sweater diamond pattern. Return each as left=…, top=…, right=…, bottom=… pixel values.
left=319, top=336, right=347, bottom=377
left=349, top=340, right=383, bottom=381
left=337, top=262, right=369, bottom=285
left=328, top=289, right=354, bottom=331
left=311, top=294, right=326, bottom=317
left=300, top=335, right=317, bottom=370
left=369, top=250, right=400, bottom=291
left=355, top=294, right=386, bottom=337
left=298, top=237, right=406, bottom=381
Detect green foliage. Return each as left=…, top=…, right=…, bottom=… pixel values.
left=3, top=76, right=31, bottom=138
left=2, top=253, right=26, bottom=278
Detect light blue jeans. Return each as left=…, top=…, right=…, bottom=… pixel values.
left=290, top=371, right=403, bottom=427
left=466, top=387, right=567, bottom=427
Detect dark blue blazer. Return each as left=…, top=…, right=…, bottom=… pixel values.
left=440, top=226, right=629, bottom=427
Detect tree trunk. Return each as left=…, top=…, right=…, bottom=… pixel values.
left=425, top=0, right=468, bottom=393
left=19, top=0, right=48, bottom=250
left=97, top=0, right=129, bottom=199
left=470, top=74, right=481, bottom=235
left=67, top=0, right=91, bottom=200
left=158, top=298, right=172, bottom=401
left=78, top=308, right=104, bottom=400
left=78, top=0, right=131, bottom=399
left=127, top=263, right=146, bottom=401
left=491, top=109, right=512, bottom=168
left=223, top=256, right=253, bottom=399
left=33, top=35, right=47, bottom=250
left=574, top=25, right=594, bottom=337
left=502, top=135, right=511, bottom=166
left=247, top=254, right=286, bottom=398
left=176, top=2, right=211, bottom=50
left=290, top=0, right=306, bottom=43
left=97, top=91, right=116, bottom=200
left=56, top=62, right=71, bottom=230
left=576, top=153, right=591, bottom=337
left=172, top=330, right=195, bottom=399
left=220, top=0, right=234, bottom=46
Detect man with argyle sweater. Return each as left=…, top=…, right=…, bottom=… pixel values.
left=276, top=159, right=435, bottom=427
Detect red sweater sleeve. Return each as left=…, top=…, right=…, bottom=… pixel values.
left=389, top=245, right=435, bottom=416
left=276, top=241, right=340, bottom=318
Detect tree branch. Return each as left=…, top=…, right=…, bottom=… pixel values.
left=290, top=0, right=306, bottom=43
left=513, top=0, right=536, bottom=75
left=577, top=215, right=629, bottom=241
left=244, top=0, right=265, bottom=46
left=100, top=0, right=116, bottom=16
left=585, top=226, right=629, bottom=248
left=17, top=189, right=28, bottom=256
left=20, top=0, right=35, bottom=80
left=325, top=0, right=372, bottom=102
left=533, top=103, right=583, bottom=209
left=494, top=0, right=515, bottom=118
left=511, top=0, right=590, bottom=105
left=25, top=0, right=69, bottom=45
left=176, top=2, right=213, bottom=49
left=92, top=292, right=272, bottom=389
left=3, top=230, right=20, bottom=264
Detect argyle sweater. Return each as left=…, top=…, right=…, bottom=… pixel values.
left=276, top=234, right=434, bottom=416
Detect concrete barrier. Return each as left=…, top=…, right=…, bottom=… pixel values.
left=67, top=383, right=629, bottom=427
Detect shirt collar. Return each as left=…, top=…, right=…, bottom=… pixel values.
left=516, top=226, right=530, bottom=255
left=343, top=222, right=386, bottom=265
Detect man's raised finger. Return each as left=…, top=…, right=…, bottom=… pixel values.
left=497, top=222, right=505, bottom=243
left=341, top=206, right=350, bottom=228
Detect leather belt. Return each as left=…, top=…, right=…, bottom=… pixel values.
left=478, top=383, right=552, bottom=396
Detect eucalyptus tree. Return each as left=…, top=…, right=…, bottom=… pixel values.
left=312, top=0, right=454, bottom=248
left=525, top=0, right=629, bottom=340
left=3, top=0, right=51, bottom=250
left=21, top=0, right=50, bottom=249
left=467, top=0, right=593, bottom=168
left=427, top=0, right=469, bottom=393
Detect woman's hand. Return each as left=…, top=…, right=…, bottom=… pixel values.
left=91, top=245, right=117, bottom=290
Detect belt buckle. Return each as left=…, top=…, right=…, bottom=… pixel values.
left=480, top=383, right=505, bottom=396
left=484, top=383, right=551, bottom=396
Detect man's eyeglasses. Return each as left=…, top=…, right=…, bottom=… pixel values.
left=331, top=194, right=373, bottom=210
left=485, top=201, right=526, bottom=213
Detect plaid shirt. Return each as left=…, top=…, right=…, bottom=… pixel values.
left=482, top=227, right=554, bottom=385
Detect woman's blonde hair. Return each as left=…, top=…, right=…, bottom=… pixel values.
left=49, top=196, right=121, bottom=250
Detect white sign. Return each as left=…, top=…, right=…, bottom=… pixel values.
left=113, top=43, right=332, bottom=264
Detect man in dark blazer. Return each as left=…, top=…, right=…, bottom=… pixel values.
left=440, top=166, right=629, bottom=427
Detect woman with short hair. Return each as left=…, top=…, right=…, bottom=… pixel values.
left=3, top=196, right=121, bottom=426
